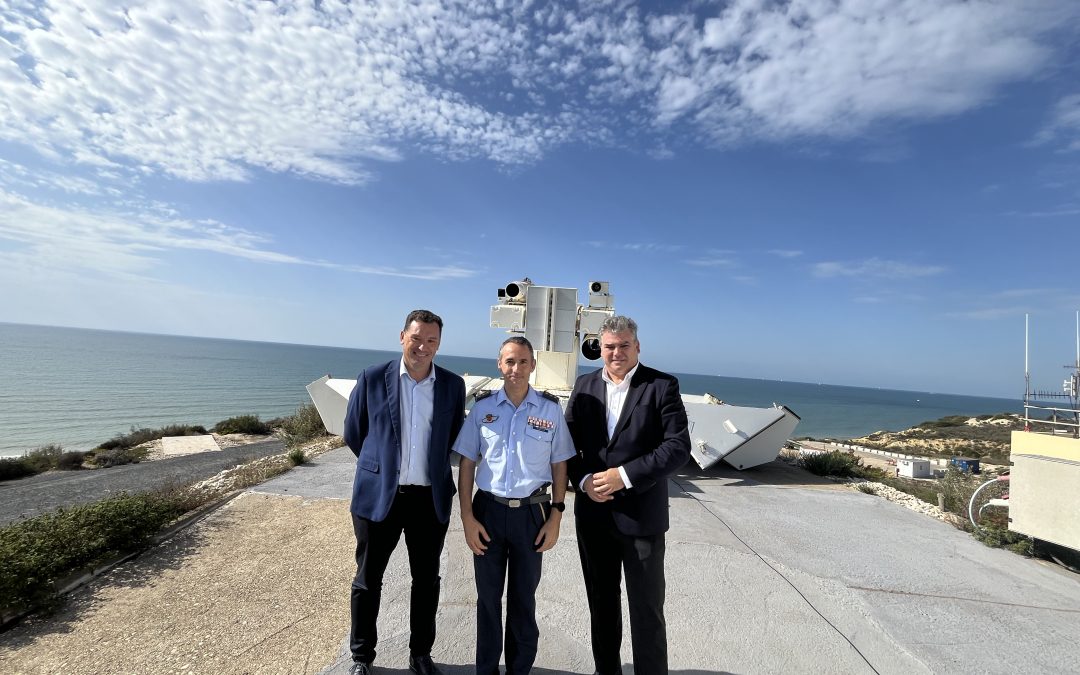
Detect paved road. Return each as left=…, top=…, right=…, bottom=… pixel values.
left=0, top=439, right=285, bottom=525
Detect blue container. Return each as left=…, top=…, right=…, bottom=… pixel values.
left=950, top=457, right=982, bottom=474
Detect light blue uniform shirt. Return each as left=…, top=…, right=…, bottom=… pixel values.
left=453, top=386, right=576, bottom=499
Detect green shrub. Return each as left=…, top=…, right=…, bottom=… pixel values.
left=96, top=424, right=208, bottom=452
left=878, top=476, right=940, bottom=505
left=56, top=451, right=88, bottom=470
left=856, top=483, right=878, bottom=494
left=213, top=415, right=272, bottom=435
left=287, top=448, right=307, bottom=466
left=974, top=526, right=1033, bottom=556
left=0, top=457, right=37, bottom=482
left=279, top=403, right=327, bottom=447
left=0, top=492, right=184, bottom=613
left=799, top=450, right=863, bottom=477
left=918, top=415, right=969, bottom=429
left=937, top=466, right=984, bottom=514
left=22, top=444, right=63, bottom=473
left=89, top=445, right=147, bottom=468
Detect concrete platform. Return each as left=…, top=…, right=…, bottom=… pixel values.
left=161, top=434, right=221, bottom=456
left=251, top=448, right=1080, bottom=674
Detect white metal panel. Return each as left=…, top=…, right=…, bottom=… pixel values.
left=524, top=285, right=577, bottom=353
left=305, top=375, right=354, bottom=436
left=684, top=400, right=800, bottom=470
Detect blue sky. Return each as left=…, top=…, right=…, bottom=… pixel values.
left=1, top=0, right=1079, bottom=399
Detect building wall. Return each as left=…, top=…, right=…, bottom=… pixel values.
left=1009, top=432, right=1080, bottom=551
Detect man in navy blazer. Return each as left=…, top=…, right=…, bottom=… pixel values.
left=566, top=315, right=690, bottom=675
left=343, top=309, right=466, bottom=675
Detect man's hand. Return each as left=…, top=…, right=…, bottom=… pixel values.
left=591, top=468, right=625, bottom=497
left=461, top=513, right=490, bottom=555
left=583, top=477, right=613, bottom=502
left=534, top=510, right=561, bottom=552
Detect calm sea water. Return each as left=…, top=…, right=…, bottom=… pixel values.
left=0, top=322, right=1020, bottom=456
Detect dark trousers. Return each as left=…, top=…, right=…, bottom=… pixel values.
left=473, top=492, right=546, bottom=675
left=576, top=515, right=667, bottom=675
left=350, top=486, right=449, bottom=664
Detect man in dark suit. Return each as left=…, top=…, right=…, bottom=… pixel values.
left=343, top=309, right=466, bottom=675
left=566, top=315, right=690, bottom=675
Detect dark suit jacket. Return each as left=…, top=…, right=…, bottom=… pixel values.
left=566, top=364, right=690, bottom=536
left=343, top=359, right=465, bottom=524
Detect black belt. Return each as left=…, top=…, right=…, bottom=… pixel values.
left=478, top=490, right=550, bottom=508
left=397, top=484, right=431, bottom=494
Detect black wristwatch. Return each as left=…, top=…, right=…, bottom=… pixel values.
left=550, top=501, right=565, bottom=512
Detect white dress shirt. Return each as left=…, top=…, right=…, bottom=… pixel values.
left=579, top=363, right=640, bottom=491
left=399, top=358, right=436, bottom=486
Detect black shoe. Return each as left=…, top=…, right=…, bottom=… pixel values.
left=408, top=654, right=442, bottom=675
left=349, top=661, right=375, bottom=675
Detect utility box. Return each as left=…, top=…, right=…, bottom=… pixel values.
left=897, top=458, right=932, bottom=478
left=1009, top=431, right=1080, bottom=552
left=950, top=457, right=981, bottom=474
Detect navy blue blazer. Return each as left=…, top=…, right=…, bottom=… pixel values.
left=565, top=364, right=690, bottom=536
left=343, top=360, right=465, bottom=524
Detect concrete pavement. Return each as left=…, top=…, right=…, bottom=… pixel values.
left=251, top=448, right=1080, bottom=674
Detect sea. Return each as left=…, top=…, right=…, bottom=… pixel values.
left=0, top=322, right=1021, bottom=457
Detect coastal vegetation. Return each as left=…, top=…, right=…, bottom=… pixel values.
left=213, top=414, right=272, bottom=435
left=1, top=409, right=326, bottom=483
left=850, top=413, right=1022, bottom=464
left=0, top=428, right=336, bottom=620
left=274, top=402, right=329, bottom=448
left=0, top=445, right=88, bottom=481
left=796, top=438, right=1034, bottom=557
left=0, top=492, right=185, bottom=614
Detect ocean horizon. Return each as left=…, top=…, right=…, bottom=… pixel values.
left=0, top=322, right=1020, bottom=456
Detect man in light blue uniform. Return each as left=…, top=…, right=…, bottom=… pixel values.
left=454, top=336, right=576, bottom=675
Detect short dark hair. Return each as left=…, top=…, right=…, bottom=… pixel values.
left=403, top=309, right=444, bottom=333
left=500, top=336, right=534, bottom=359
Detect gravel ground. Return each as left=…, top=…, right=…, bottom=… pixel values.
left=0, top=438, right=287, bottom=526
left=0, top=492, right=354, bottom=675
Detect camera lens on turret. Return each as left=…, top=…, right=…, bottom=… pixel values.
left=581, top=336, right=601, bottom=360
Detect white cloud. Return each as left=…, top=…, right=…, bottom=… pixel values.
left=686, top=256, right=735, bottom=268
left=0, top=0, right=1073, bottom=184
left=813, top=257, right=945, bottom=279
left=1033, top=94, right=1080, bottom=152
left=1006, top=205, right=1080, bottom=217
left=768, top=249, right=803, bottom=258
left=585, top=240, right=683, bottom=253
left=0, top=187, right=476, bottom=281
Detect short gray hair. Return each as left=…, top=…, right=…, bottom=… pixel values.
left=600, top=315, right=638, bottom=341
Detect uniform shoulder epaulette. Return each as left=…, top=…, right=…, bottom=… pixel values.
left=539, top=390, right=561, bottom=403
left=474, top=389, right=494, bottom=401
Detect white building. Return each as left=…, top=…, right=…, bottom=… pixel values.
left=897, top=458, right=932, bottom=479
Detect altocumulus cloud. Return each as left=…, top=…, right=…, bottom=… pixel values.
left=0, top=0, right=1075, bottom=185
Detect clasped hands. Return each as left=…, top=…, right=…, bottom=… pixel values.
left=584, top=467, right=625, bottom=502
